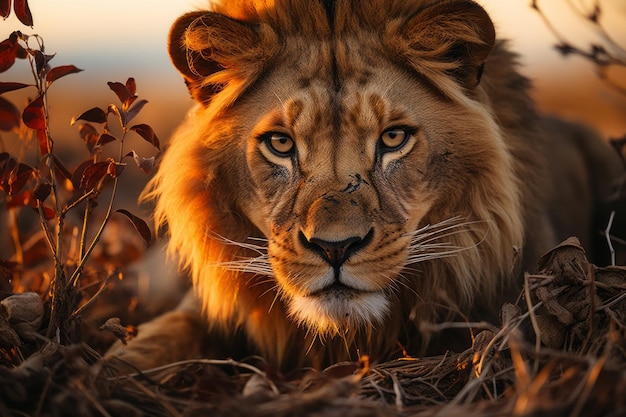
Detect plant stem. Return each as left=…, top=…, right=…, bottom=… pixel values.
left=39, top=77, right=70, bottom=342
left=8, top=209, right=24, bottom=265
left=72, top=269, right=118, bottom=318
left=62, top=189, right=96, bottom=215
left=69, top=126, right=126, bottom=289
left=78, top=198, right=92, bottom=261
left=69, top=176, right=119, bottom=289
left=37, top=205, right=56, bottom=254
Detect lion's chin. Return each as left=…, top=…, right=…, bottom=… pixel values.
left=287, top=288, right=390, bottom=336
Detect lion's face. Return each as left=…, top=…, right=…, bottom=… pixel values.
left=153, top=0, right=524, bottom=359
left=216, top=36, right=508, bottom=335
left=243, top=67, right=428, bottom=334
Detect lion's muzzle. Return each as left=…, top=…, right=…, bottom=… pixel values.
left=299, top=229, right=374, bottom=269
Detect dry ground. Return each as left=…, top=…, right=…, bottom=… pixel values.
left=1, top=237, right=626, bottom=417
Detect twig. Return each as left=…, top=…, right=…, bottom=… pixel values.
left=419, top=321, right=495, bottom=333
left=75, top=381, right=114, bottom=417
left=126, top=379, right=184, bottom=417
left=532, top=0, right=626, bottom=98
left=8, top=209, right=24, bottom=264
left=62, top=188, right=97, bottom=215
left=36, top=205, right=56, bottom=255
left=599, top=291, right=626, bottom=311
left=569, top=356, right=607, bottom=417
left=389, top=371, right=404, bottom=411
left=565, top=0, right=626, bottom=61
left=110, top=358, right=281, bottom=396
left=581, top=265, right=597, bottom=354
left=71, top=269, right=119, bottom=318
left=78, top=199, right=95, bottom=261
left=605, top=210, right=616, bottom=266
left=524, top=274, right=541, bottom=374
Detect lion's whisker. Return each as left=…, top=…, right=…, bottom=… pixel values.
left=206, top=231, right=269, bottom=254
left=406, top=219, right=484, bottom=245
left=403, top=217, right=490, bottom=269
left=267, top=290, right=281, bottom=314
left=389, top=273, right=419, bottom=298
left=305, top=331, right=320, bottom=356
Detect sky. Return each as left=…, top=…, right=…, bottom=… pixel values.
left=2, top=1, right=608, bottom=72
left=2, top=0, right=625, bottom=144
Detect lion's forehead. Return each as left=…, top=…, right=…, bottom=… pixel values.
left=266, top=76, right=421, bottom=162
left=279, top=35, right=386, bottom=89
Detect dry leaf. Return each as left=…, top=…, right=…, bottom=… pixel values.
left=537, top=237, right=589, bottom=284
left=535, top=286, right=574, bottom=325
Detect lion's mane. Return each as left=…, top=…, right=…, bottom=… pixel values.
left=144, top=0, right=553, bottom=368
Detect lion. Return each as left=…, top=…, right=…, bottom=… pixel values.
left=106, top=0, right=623, bottom=371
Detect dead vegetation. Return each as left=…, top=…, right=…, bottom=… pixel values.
left=2, top=237, right=626, bottom=416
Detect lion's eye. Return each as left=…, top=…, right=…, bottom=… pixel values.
left=379, top=127, right=413, bottom=151
left=264, top=132, right=296, bottom=157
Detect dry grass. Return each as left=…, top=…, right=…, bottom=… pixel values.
left=2, top=237, right=625, bottom=416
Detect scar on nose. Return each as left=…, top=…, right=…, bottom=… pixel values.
left=341, top=173, right=368, bottom=194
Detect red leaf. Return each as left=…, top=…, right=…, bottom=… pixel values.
left=115, top=209, right=152, bottom=245
left=13, top=0, right=33, bottom=26
left=71, top=160, right=93, bottom=190
left=129, top=123, right=160, bottom=150
left=125, top=99, right=147, bottom=125
left=22, top=95, right=45, bottom=130
left=15, top=42, right=26, bottom=59
left=80, top=161, right=110, bottom=191
left=71, top=107, right=107, bottom=125
left=107, top=81, right=135, bottom=109
left=0, top=0, right=10, bottom=18
left=29, top=200, right=56, bottom=220
left=7, top=190, right=33, bottom=208
left=125, top=78, right=136, bottom=96
left=53, top=156, right=73, bottom=191
left=46, top=64, right=82, bottom=84
left=0, top=160, right=34, bottom=198
left=36, top=127, right=50, bottom=156
left=33, top=182, right=51, bottom=201
left=0, top=81, right=31, bottom=94
left=9, top=162, right=33, bottom=195
left=79, top=158, right=118, bottom=191
left=77, top=123, right=99, bottom=154
left=0, top=38, right=17, bottom=73
left=109, top=161, right=124, bottom=178
left=38, top=205, right=55, bottom=220
left=0, top=96, right=20, bottom=131
left=33, top=49, right=44, bottom=70
left=97, top=132, right=117, bottom=147
left=0, top=153, right=17, bottom=192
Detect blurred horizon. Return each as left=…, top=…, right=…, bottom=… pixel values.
left=2, top=0, right=625, bottom=153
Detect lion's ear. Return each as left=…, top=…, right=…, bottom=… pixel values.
left=168, top=12, right=278, bottom=106
left=385, top=0, right=495, bottom=90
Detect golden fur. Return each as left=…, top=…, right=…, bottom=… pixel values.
left=108, top=0, right=622, bottom=370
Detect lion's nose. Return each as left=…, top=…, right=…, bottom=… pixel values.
left=299, top=229, right=374, bottom=268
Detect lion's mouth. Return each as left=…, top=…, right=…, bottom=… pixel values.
left=308, top=281, right=369, bottom=298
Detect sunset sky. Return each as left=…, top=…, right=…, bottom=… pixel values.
left=2, top=0, right=625, bottom=144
